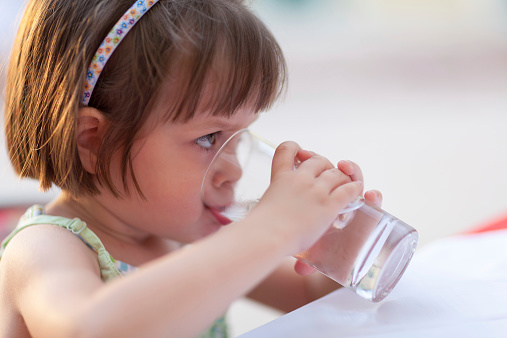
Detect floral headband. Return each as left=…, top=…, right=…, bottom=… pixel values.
left=82, top=0, right=160, bottom=106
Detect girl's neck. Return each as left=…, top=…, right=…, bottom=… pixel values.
left=45, top=193, right=180, bottom=266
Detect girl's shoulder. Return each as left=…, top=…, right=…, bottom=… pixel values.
left=0, top=207, right=107, bottom=337
left=0, top=205, right=122, bottom=282
left=1, top=205, right=93, bottom=261
left=0, top=209, right=100, bottom=305
left=0, top=208, right=101, bottom=278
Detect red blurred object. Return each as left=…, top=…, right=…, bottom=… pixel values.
left=0, top=206, right=27, bottom=241
left=464, top=212, right=507, bottom=235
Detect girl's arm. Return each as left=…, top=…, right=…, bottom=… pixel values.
left=3, top=217, right=289, bottom=337
left=246, top=258, right=340, bottom=313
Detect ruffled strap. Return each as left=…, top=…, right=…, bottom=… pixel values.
left=0, top=205, right=122, bottom=282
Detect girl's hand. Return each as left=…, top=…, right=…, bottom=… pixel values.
left=294, top=161, right=383, bottom=276
left=249, top=141, right=363, bottom=257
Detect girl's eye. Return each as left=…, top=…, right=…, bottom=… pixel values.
left=195, top=133, right=217, bottom=150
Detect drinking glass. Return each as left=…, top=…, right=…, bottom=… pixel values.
left=201, top=129, right=418, bottom=302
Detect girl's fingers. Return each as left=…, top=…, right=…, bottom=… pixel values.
left=365, top=190, right=383, bottom=208
left=297, top=155, right=335, bottom=177
left=294, top=260, right=317, bottom=276
left=337, top=160, right=363, bottom=183
left=318, top=167, right=352, bottom=189
left=330, top=180, right=363, bottom=207
left=271, top=141, right=302, bottom=178
left=338, top=161, right=382, bottom=208
left=275, top=145, right=336, bottom=178
left=273, top=145, right=369, bottom=207
left=295, top=149, right=315, bottom=163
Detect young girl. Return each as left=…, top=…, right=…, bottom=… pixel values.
left=0, top=0, right=380, bottom=336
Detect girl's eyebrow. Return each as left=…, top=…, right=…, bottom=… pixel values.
left=189, top=117, right=243, bottom=131
left=207, top=117, right=257, bottom=131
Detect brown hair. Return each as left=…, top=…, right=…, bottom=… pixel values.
left=5, top=0, right=287, bottom=197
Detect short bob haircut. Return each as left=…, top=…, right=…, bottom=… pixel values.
left=5, top=0, right=287, bottom=197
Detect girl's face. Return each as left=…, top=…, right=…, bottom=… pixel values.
left=97, top=97, right=258, bottom=244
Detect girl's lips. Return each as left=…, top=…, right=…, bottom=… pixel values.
left=207, top=206, right=233, bottom=225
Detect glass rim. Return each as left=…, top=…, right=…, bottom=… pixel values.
left=201, top=128, right=248, bottom=199
left=201, top=128, right=279, bottom=194
left=200, top=128, right=278, bottom=200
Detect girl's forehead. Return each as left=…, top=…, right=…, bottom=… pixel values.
left=185, top=108, right=259, bottom=131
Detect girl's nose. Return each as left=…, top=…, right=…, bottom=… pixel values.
left=210, top=150, right=243, bottom=190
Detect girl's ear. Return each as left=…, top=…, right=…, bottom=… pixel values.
left=76, top=107, right=107, bottom=174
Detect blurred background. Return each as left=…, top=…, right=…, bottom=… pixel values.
left=1, top=0, right=507, bottom=336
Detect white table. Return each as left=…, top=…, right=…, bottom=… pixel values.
left=241, top=230, right=507, bottom=337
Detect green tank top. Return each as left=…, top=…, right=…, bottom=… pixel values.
left=0, top=205, right=228, bottom=338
